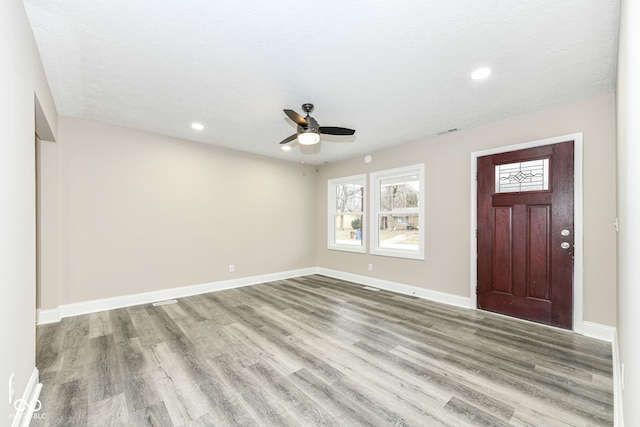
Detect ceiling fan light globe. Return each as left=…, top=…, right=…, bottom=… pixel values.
left=298, top=132, right=320, bottom=145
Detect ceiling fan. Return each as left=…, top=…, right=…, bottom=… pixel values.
left=279, top=103, right=355, bottom=146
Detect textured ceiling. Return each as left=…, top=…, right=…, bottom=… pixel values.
left=23, top=0, right=619, bottom=165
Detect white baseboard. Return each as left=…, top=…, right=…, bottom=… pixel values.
left=36, top=268, right=615, bottom=344
left=582, top=321, right=616, bottom=342
left=317, top=268, right=474, bottom=309
left=37, top=267, right=475, bottom=324
left=37, top=267, right=317, bottom=324
left=11, top=368, right=42, bottom=427
left=34, top=268, right=621, bottom=424
left=36, top=308, right=61, bottom=325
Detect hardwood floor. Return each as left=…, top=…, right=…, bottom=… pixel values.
left=34, top=275, right=613, bottom=426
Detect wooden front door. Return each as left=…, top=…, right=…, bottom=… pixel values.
left=477, top=141, right=574, bottom=329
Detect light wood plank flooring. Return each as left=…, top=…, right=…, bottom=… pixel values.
left=34, top=275, right=613, bottom=426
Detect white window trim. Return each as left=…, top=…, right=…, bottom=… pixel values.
left=370, top=164, right=425, bottom=260
left=327, top=174, right=366, bottom=253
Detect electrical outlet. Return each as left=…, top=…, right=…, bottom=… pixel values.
left=229, top=264, right=235, bottom=273
left=368, top=263, right=373, bottom=271
left=9, top=373, right=14, bottom=405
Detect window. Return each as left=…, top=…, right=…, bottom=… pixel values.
left=495, top=158, right=549, bottom=193
left=370, top=164, right=424, bottom=259
left=328, top=174, right=366, bottom=253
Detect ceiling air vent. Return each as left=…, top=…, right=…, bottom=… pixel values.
left=436, top=128, right=460, bottom=136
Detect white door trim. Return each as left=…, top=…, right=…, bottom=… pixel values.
left=470, top=133, right=584, bottom=333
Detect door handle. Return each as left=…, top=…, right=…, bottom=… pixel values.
left=561, top=242, right=571, bottom=249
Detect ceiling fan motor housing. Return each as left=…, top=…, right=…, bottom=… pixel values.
left=301, top=103, right=315, bottom=114
left=299, top=116, right=319, bottom=133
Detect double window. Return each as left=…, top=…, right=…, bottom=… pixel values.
left=328, top=164, right=424, bottom=260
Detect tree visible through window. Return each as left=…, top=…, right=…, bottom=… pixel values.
left=328, top=175, right=365, bottom=252
left=371, top=165, right=424, bottom=259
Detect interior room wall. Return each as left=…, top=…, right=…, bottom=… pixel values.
left=36, top=139, right=60, bottom=310
left=316, top=94, right=617, bottom=327
left=47, top=116, right=316, bottom=308
left=616, top=0, right=639, bottom=424
left=1, top=0, right=58, bottom=422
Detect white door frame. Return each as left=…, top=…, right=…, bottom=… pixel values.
left=470, top=133, right=584, bottom=333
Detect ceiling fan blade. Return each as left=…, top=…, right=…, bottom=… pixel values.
left=319, top=126, right=355, bottom=136
left=284, top=109, right=308, bottom=126
left=279, top=133, right=298, bottom=145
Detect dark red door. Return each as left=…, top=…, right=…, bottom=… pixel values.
left=477, top=141, right=574, bottom=329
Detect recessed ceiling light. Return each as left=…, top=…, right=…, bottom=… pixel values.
left=191, top=123, right=204, bottom=130
left=471, top=67, right=492, bottom=80
left=281, top=145, right=292, bottom=151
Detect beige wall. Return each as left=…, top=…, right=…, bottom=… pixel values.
left=42, top=97, right=617, bottom=329
left=37, top=139, right=60, bottom=309
left=317, top=94, right=617, bottom=327
left=1, top=0, right=58, bottom=421
left=46, top=117, right=316, bottom=307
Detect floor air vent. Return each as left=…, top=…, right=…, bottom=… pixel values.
left=152, top=299, right=178, bottom=306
